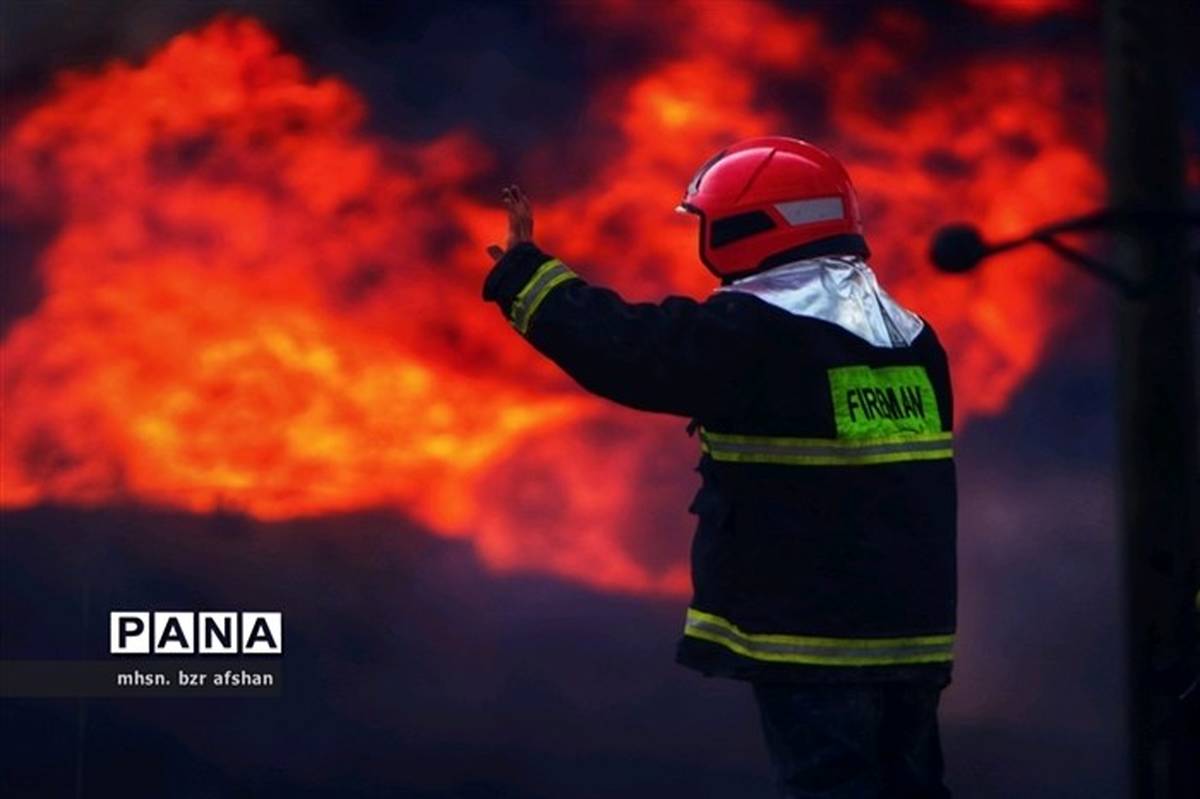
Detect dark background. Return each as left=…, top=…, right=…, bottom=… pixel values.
left=2, top=1, right=1196, bottom=796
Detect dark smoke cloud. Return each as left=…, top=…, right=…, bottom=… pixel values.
left=1, top=463, right=1122, bottom=798
left=1, top=1, right=593, bottom=145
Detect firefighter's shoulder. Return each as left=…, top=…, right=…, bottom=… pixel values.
left=695, top=289, right=826, bottom=333
left=675, top=289, right=782, bottom=337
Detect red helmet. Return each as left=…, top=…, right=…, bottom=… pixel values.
left=677, top=136, right=867, bottom=279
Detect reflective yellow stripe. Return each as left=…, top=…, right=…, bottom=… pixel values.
left=509, top=258, right=578, bottom=334
left=698, top=427, right=952, bottom=466
left=683, top=608, right=954, bottom=666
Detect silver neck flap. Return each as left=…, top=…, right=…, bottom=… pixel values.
left=716, top=254, right=925, bottom=348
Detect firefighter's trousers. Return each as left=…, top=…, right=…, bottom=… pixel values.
left=751, top=680, right=951, bottom=799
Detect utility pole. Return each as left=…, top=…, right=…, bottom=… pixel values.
left=1105, top=1, right=1199, bottom=796
left=931, top=4, right=1198, bottom=794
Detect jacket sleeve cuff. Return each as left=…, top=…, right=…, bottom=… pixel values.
left=482, top=242, right=580, bottom=333
left=482, top=242, right=550, bottom=309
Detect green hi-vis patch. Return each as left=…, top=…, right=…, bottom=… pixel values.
left=827, top=365, right=942, bottom=439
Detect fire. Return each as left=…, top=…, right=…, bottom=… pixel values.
left=0, top=5, right=1102, bottom=594
left=0, top=18, right=584, bottom=534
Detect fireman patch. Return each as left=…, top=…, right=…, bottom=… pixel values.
left=828, top=365, right=942, bottom=439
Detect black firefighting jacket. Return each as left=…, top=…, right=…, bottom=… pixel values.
left=483, top=242, right=957, bottom=684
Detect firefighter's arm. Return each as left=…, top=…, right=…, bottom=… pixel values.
left=482, top=240, right=759, bottom=418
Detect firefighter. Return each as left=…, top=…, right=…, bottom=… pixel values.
left=483, top=136, right=956, bottom=799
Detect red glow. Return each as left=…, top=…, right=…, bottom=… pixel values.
left=0, top=6, right=1102, bottom=594
left=964, top=0, right=1084, bottom=20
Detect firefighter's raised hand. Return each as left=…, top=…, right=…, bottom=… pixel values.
left=487, top=184, right=534, bottom=262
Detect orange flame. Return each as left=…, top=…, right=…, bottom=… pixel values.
left=0, top=5, right=1103, bottom=594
